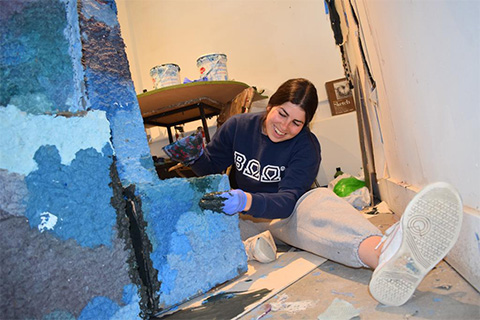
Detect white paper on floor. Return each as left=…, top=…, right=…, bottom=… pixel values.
left=317, top=298, right=360, bottom=320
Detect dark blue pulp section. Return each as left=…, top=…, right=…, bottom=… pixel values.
left=25, top=144, right=116, bottom=248
left=79, top=0, right=157, bottom=183
left=0, top=0, right=76, bottom=113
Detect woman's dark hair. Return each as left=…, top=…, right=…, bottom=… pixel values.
left=268, top=78, right=318, bottom=126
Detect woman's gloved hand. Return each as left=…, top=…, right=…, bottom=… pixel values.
left=199, top=189, right=247, bottom=215
left=162, top=131, right=204, bottom=165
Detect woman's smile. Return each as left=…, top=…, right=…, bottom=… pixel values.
left=264, top=102, right=306, bottom=143
left=273, top=125, right=286, bottom=137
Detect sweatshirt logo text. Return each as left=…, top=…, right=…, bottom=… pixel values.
left=234, top=151, right=282, bottom=183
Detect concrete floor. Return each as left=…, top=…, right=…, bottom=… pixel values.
left=239, top=211, right=480, bottom=320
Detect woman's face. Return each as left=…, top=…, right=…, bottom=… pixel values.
left=263, top=102, right=306, bottom=143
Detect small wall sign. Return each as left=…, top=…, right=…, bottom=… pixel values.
left=325, top=78, right=356, bottom=116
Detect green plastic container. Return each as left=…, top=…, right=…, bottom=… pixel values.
left=333, top=176, right=366, bottom=197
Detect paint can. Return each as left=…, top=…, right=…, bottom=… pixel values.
left=150, top=63, right=181, bottom=89
left=196, top=53, right=228, bottom=81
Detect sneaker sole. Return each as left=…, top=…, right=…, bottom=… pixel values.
left=369, top=182, right=463, bottom=306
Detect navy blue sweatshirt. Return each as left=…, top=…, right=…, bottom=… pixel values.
left=191, top=112, right=321, bottom=219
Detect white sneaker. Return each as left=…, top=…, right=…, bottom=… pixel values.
left=243, top=230, right=277, bottom=263
left=369, top=182, right=463, bottom=306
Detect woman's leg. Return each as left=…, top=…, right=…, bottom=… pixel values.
left=358, top=235, right=382, bottom=268
left=239, top=183, right=464, bottom=307
left=239, top=187, right=382, bottom=268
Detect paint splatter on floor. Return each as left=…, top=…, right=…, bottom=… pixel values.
left=435, top=284, right=452, bottom=290
left=330, top=290, right=355, bottom=298
left=475, top=232, right=480, bottom=252
left=269, top=293, right=316, bottom=313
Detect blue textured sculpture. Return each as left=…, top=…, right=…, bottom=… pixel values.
left=0, top=0, right=247, bottom=318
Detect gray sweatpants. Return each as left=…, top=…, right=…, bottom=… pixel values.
left=239, top=187, right=382, bottom=268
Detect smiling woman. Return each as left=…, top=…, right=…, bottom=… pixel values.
left=166, top=78, right=321, bottom=219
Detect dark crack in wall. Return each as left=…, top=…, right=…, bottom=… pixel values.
left=110, top=160, right=161, bottom=319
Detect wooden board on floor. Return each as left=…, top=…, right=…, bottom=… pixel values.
left=156, top=249, right=327, bottom=319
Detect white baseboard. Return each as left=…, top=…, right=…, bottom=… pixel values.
left=377, top=178, right=480, bottom=291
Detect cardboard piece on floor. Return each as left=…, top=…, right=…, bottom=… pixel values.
left=158, top=249, right=327, bottom=319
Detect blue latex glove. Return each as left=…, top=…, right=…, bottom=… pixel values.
left=199, top=189, right=248, bottom=215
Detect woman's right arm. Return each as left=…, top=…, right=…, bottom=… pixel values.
left=190, top=117, right=237, bottom=176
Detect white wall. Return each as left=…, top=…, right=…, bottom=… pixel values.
left=341, top=0, right=480, bottom=288
left=116, top=0, right=363, bottom=185
left=351, top=0, right=480, bottom=211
